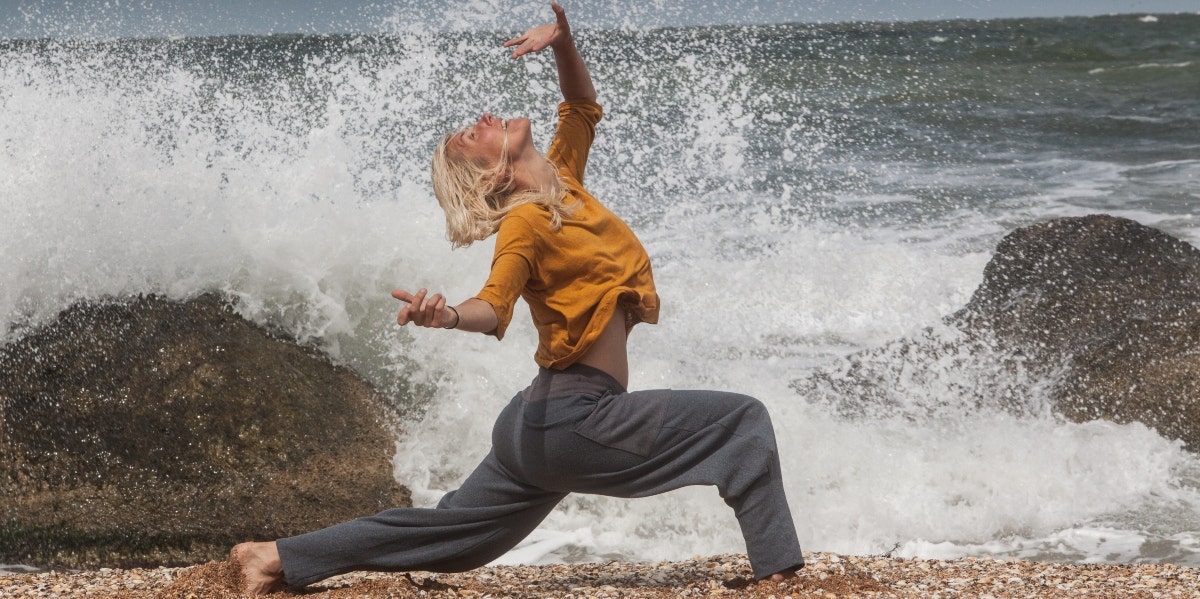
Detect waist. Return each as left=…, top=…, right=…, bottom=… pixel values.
left=520, top=363, right=627, bottom=402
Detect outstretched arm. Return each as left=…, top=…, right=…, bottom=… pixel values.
left=392, top=288, right=498, bottom=333
left=504, top=2, right=596, bottom=103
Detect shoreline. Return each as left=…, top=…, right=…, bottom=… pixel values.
left=1, top=553, right=1195, bottom=598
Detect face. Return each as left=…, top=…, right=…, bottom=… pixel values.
left=449, top=113, right=532, bottom=169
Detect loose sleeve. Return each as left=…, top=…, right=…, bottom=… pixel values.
left=546, top=99, right=603, bottom=184
left=473, top=213, right=538, bottom=340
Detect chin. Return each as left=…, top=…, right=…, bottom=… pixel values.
left=507, top=118, right=535, bottom=149
left=509, top=117, right=532, bottom=134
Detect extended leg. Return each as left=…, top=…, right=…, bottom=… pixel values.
left=275, top=450, right=566, bottom=589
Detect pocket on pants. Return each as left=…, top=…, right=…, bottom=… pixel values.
left=572, top=389, right=671, bottom=457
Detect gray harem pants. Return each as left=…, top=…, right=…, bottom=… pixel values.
left=276, top=364, right=804, bottom=588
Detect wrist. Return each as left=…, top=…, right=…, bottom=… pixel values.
left=549, top=34, right=575, bottom=53
left=444, top=306, right=461, bottom=330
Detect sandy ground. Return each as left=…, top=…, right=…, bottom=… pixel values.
left=1, top=552, right=1197, bottom=598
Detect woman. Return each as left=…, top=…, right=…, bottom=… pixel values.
left=233, top=3, right=803, bottom=594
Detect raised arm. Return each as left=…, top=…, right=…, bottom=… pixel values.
left=503, top=2, right=596, bottom=102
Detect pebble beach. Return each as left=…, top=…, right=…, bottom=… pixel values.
left=3, top=553, right=1197, bottom=598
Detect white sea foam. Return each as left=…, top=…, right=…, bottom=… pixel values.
left=1136, top=61, right=1193, bottom=69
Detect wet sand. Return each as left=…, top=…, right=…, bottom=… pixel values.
left=2, top=553, right=1196, bottom=598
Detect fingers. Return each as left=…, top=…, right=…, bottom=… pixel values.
left=510, top=42, right=535, bottom=60
left=391, top=289, right=415, bottom=303
left=425, top=294, right=448, bottom=327
left=394, top=287, right=421, bottom=326
left=507, top=31, right=546, bottom=59
left=504, top=3, right=568, bottom=58
left=393, top=288, right=450, bottom=328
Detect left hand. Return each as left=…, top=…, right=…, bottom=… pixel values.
left=504, top=2, right=572, bottom=59
left=391, top=288, right=455, bottom=329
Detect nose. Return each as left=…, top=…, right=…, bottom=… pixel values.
left=480, top=113, right=494, bottom=126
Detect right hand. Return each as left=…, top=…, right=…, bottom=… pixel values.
left=504, top=2, right=572, bottom=59
left=392, top=288, right=456, bottom=329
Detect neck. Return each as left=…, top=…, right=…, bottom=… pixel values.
left=508, top=149, right=558, bottom=195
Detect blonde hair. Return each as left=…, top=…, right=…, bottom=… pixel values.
left=430, top=130, right=575, bottom=248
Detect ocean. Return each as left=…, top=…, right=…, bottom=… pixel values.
left=1, top=11, right=1198, bottom=571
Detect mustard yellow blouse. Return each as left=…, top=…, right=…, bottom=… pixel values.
left=474, top=99, right=659, bottom=370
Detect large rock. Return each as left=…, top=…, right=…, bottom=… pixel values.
left=957, top=214, right=1200, bottom=450
left=0, top=294, right=410, bottom=568
left=792, top=215, right=1200, bottom=451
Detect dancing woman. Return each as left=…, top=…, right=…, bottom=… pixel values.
left=233, top=3, right=803, bottom=593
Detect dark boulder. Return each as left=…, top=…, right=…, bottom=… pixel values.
left=957, top=214, right=1200, bottom=450
left=791, top=215, right=1200, bottom=451
left=0, top=294, right=410, bottom=568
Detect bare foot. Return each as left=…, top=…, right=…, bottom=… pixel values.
left=230, top=541, right=285, bottom=595
left=765, top=566, right=800, bottom=582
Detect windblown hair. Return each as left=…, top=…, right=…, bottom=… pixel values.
left=431, top=131, right=575, bottom=248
